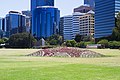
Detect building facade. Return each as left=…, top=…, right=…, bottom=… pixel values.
left=84, top=0, right=95, bottom=9
left=0, top=18, right=3, bottom=38
left=74, top=5, right=93, bottom=13
left=79, top=10, right=95, bottom=38
left=22, top=10, right=31, bottom=32
left=31, top=0, right=54, bottom=13
left=60, top=12, right=86, bottom=40
left=60, top=15, right=73, bottom=40
left=72, top=12, right=85, bottom=39
left=5, top=11, right=26, bottom=37
left=95, top=0, right=120, bottom=38
left=32, top=6, right=60, bottom=39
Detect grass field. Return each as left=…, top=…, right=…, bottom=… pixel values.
left=0, top=49, right=120, bottom=80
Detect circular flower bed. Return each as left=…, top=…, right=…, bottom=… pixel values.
left=27, top=47, right=104, bottom=58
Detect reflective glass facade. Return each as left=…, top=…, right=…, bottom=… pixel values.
left=5, top=12, right=26, bottom=37
left=32, top=7, right=60, bottom=39
left=95, top=0, right=120, bottom=38
left=84, top=0, right=95, bottom=9
left=31, top=0, right=54, bottom=12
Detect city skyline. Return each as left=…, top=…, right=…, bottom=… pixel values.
left=0, top=0, right=83, bottom=17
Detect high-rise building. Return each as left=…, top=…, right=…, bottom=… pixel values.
left=5, top=11, right=26, bottom=37
left=95, top=0, right=120, bottom=38
left=31, top=0, right=54, bottom=13
left=22, top=10, right=31, bottom=32
left=84, top=0, right=95, bottom=9
left=60, top=12, right=85, bottom=40
left=0, top=18, right=3, bottom=38
left=72, top=12, right=85, bottom=39
left=74, top=5, right=93, bottom=13
left=60, top=15, right=73, bottom=40
left=32, top=6, right=60, bottom=39
left=79, top=10, right=95, bottom=38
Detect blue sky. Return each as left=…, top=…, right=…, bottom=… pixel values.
left=0, top=0, right=83, bottom=17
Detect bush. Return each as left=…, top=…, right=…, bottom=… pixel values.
left=98, top=39, right=109, bottom=48
left=108, top=41, right=120, bottom=49
left=66, top=40, right=76, bottom=47
left=75, top=42, right=85, bottom=48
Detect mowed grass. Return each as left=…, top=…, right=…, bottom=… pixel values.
left=0, top=49, right=120, bottom=80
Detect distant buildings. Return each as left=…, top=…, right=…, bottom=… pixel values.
left=60, top=12, right=95, bottom=40
left=0, top=18, right=3, bottom=38
left=84, top=0, right=95, bottom=9
left=80, top=10, right=95, bottom=37
left=22, top=10, right=31, bottom=32
left=32, top=6, right=60, bottom=39
left=60, top=15, right=73, bottom=40
left=31, top=0, right=60, bottom=39
left=74, top=5, right=93, bottom=13
left=94, top=0, right=120, bottom=38
left=5, top=11, right=26, bottom=37
left=31, top=0, right=54, bottom=13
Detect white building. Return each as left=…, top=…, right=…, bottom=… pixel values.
left=72, top=12, right=85, bottom=39
left=79, top=10, right=95, bottom=38
left=60, top=15, right=73, bottom=40
left=60, top=11, right=94, bottom=41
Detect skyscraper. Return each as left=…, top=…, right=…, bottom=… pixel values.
left=84, top=0, right=95, bottom=9
left=5, top=11, right=26, bottom=37
left=31, top=0, right=60, bottom=39
left=31, top=0, right=54, bottom=13
left=95, top=0, right=120, bottom=39
left=32, top=6, right=60, bottom=39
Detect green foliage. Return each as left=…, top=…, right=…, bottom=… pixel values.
left=111, top=12, right=120, bottom=41
left=9, top=33, right=36, bottom=48
left=98, top=39, right=109, bottom=48
left=47, top=34, right=63, bottom=45
left=75, top=41, right=85, bottom=48
left=0, top=39, right=4, bottom=44
left=0, top=37, right=9, bottom=44
left=66, top=40, right=76, bottom=47
left=84, top=41, right=95, bottom=46
left=108, top=41, right=120, bottom=49
left=74, top=34, right=82, bottom=42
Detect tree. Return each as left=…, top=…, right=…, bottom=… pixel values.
left=74, top=34, right=82, bottom=42
left=9, top=33, right=36, bottom=48
left=66, top=40, right=76, bottom=47
left=111, top=12, right=120, bottom=41
left=98, top=39, right=109, bottom=48
left=47, top=34, right=63, bottom=45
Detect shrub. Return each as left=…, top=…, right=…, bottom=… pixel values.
left=75, top=41, right=85, bottom=48
left=108, top=41, right=120, bottom=49
left=66, top=40, right=76, bottom=47
left=98, top=39, right=109, bottom=48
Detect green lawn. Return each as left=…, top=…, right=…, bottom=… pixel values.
left=0, top=49, right=120, bottom=80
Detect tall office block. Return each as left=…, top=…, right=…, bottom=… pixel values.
left=72, top=12, right=85, bottom=39
left=32, top=6, right=60, bottom=39
left=60, top=15, right=73, bottom=40
left=31, top=0, right=54, bottom=13
left=22, top=10, right=31, bottom=32
left=60, top=12, right=85, bottom=40
left=80, top=10, right=95, bottom=37
left=95, top=0, right=120, bottom=38
left=74, top=5, right=93, bottom=13
left=0, top=18, right=3, bottom=38
left=5, top=11, right=26, bottom=37
left=84, top=0, right=95, bottom=9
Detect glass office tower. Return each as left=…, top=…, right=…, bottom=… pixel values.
left=5, top=11, right=26, bottom=37
left=95, top=0, right=120, bottom=38
left=32, top=6, right=60, bottom=39
left=84, top=0, right=95, bottom=9
left=31, top=0, right=54, bottom=12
